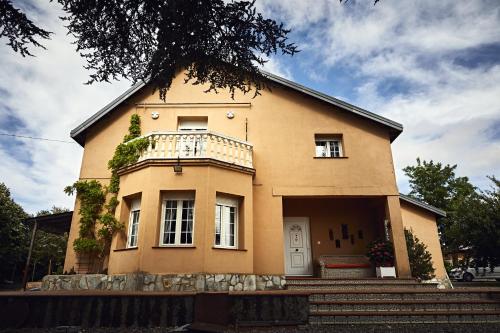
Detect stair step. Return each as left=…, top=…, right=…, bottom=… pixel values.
left=286, top=277, right=419, bottom=285
left=287, top=283, right=437, bottom=290
left=310, top=299, right=500, bottom=312
left=309, top=290, right=500, bottom=301
left=309, top=310, right=500, bottom=325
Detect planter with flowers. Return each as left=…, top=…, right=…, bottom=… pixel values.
left=367, top=239, right=396, bottom=278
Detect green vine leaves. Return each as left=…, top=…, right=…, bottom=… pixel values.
left=65, top=114, right=150, bottom=259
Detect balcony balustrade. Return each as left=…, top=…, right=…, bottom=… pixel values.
left=136, top=131, right=253, bottom=168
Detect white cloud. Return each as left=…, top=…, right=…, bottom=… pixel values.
left=261, top=57, right=294, bottom=79
left=257, top=0, right=500, bottom=192
left=0, top=0, right=130, bottom=213
left=1, top=0, right=499, bottom=214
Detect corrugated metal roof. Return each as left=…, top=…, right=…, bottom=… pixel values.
left=399, top=193, right=447, bottom=217
left=70, top=71, right=403, bottom=146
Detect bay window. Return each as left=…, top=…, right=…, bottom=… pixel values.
left=127, top=198, right=141, bottom=248
left=214, top=196, right=239, bottom=249
left=160, top=193, right=195, bottom=246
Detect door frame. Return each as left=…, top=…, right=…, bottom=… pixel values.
left=283, top=217, right=313, bottom=276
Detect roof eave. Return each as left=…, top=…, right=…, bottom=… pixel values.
left=399, top=193, right=447, bottom=217
left=70, top=71, right=404, bottom=146
left=261, top=71, right=403, bottom=142
left=70, top=80, right=147, bottom=146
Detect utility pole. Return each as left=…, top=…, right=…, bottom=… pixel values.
left=22, top=219, right=37, bottom=291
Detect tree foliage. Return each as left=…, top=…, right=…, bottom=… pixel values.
left=403, top=158, right=476, bottom=250
left=405, top=228, right=435, bottom=280
left=0, top=182, right=28, bottom=282
left=403, top=158, right=499, bottom=268
left=0, top=0, right=51, bottom=56
left=57, top=0, right=298, bottom=100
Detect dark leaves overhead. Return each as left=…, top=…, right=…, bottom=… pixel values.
left=0, top=0, right=51, bottom=56
left=57, top=0, right=298, bottom=100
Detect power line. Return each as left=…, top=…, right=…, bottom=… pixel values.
left=0, top=132, right=77, bottom=144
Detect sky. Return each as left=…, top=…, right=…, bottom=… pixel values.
left=1, top=0, right=499, bottom=214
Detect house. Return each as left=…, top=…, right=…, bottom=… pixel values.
left=62, top=71, right=447, bottom=290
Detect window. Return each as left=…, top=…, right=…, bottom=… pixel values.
left=177, top=117, right=208, bottom=157
left=315, top=136, right=343, bottom=157
left=127, top=199, right=141, bottom=248
left=160, top=193, right=195, bottom=246
left=214, top=196, right=239, bottom=249
left=178, top=117, right=207, bottom=131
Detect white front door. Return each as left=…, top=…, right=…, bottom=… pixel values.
left=284, top=217, right=313, bottom=276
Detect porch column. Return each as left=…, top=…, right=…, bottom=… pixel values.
left=385, top=195, right=411, bottom=277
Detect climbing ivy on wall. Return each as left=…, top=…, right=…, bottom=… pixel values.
left=65, top=114, right=150, bottom=266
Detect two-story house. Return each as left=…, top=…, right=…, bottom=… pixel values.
left=63, top=71, right=447, bottom=291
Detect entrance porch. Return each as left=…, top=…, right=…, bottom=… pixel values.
left=282, top=196, right=400, bottom=278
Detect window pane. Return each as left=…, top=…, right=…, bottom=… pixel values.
left=215, top=205, right=221, bottom=245
left=215, top=201, right=237, bottom=248
left=315, top=141, right=327, bottom=157
left=164, top=200, right=177, bottom=244
left=180, top=200, right=194, bottom=244
left=129, top=210, right=140, bottom=247
left=229, top=207, right=235, bottom=247
left=329, top=141, right=340, bottom=157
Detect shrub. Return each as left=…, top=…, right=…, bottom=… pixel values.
left=405, top=228, right=435, bottom=280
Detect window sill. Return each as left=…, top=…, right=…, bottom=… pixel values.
left=152, top=245, right=196, bottom=249
left=313, top=156, right=348, bottom=159
left=114, top=247, right=139, bottom=252
left=212, top=246, right=248, bottom=252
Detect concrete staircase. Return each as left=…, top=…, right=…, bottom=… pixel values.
left=286, top=277, right=500, bottom=326
left=286, top=277, right=437, bottom=290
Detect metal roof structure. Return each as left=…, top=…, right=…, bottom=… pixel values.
left=70, top=71, right=403, bottom=146
left=24, top=211, right=73, bottom=234
left=399, top=194, right=446, bottom=217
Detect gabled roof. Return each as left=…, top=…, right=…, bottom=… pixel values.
left=70, top=71, right=403, bottom=146
left=399, top=193, right=446, bottom=217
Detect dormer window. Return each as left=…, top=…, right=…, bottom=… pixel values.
left=315, top=135, right=344, bottom=158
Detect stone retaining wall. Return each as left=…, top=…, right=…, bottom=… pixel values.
left=42, top=273, right=286, bottom=292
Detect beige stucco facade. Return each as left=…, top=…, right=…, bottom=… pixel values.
left=64, top=72, right=445, bottom=279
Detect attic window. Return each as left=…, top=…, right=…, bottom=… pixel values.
left=315, top=134, right=344, bottom=158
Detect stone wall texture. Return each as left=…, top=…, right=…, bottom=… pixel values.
left=42, top=273, right=286, bottom=292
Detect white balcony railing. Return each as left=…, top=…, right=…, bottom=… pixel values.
left=138, top=131, right=253, bottom=168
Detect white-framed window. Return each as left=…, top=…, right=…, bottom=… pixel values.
left=177, top=118, right=208, bottom=157
left=127, top=198, right=141, bottom=248
left=160, top=193, right=195, bottom=246
left=178, top=117, right=208, bottom=131
left=315, top=137, right=343, bottom=157
left=214, top=195, right=239, bottom=249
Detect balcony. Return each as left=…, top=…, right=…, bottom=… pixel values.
left=137, top=131, right=253, bottom=169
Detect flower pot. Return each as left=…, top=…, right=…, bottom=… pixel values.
left=376, top=266, right=396, bottom=278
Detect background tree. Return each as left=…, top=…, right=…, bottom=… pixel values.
left=0, top=0, right=51, bottom=56
left=404, top=159, right=499, bottom=268
left=403, top=158, right=476, bottom=252
left=0, top=182, right=28, bottom=283
left=405, top=228, right=435, bottom=280
left=465, top=177, right=500, bottom=270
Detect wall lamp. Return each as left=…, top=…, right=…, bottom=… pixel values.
left=173, top=157, right=182, bottom=174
